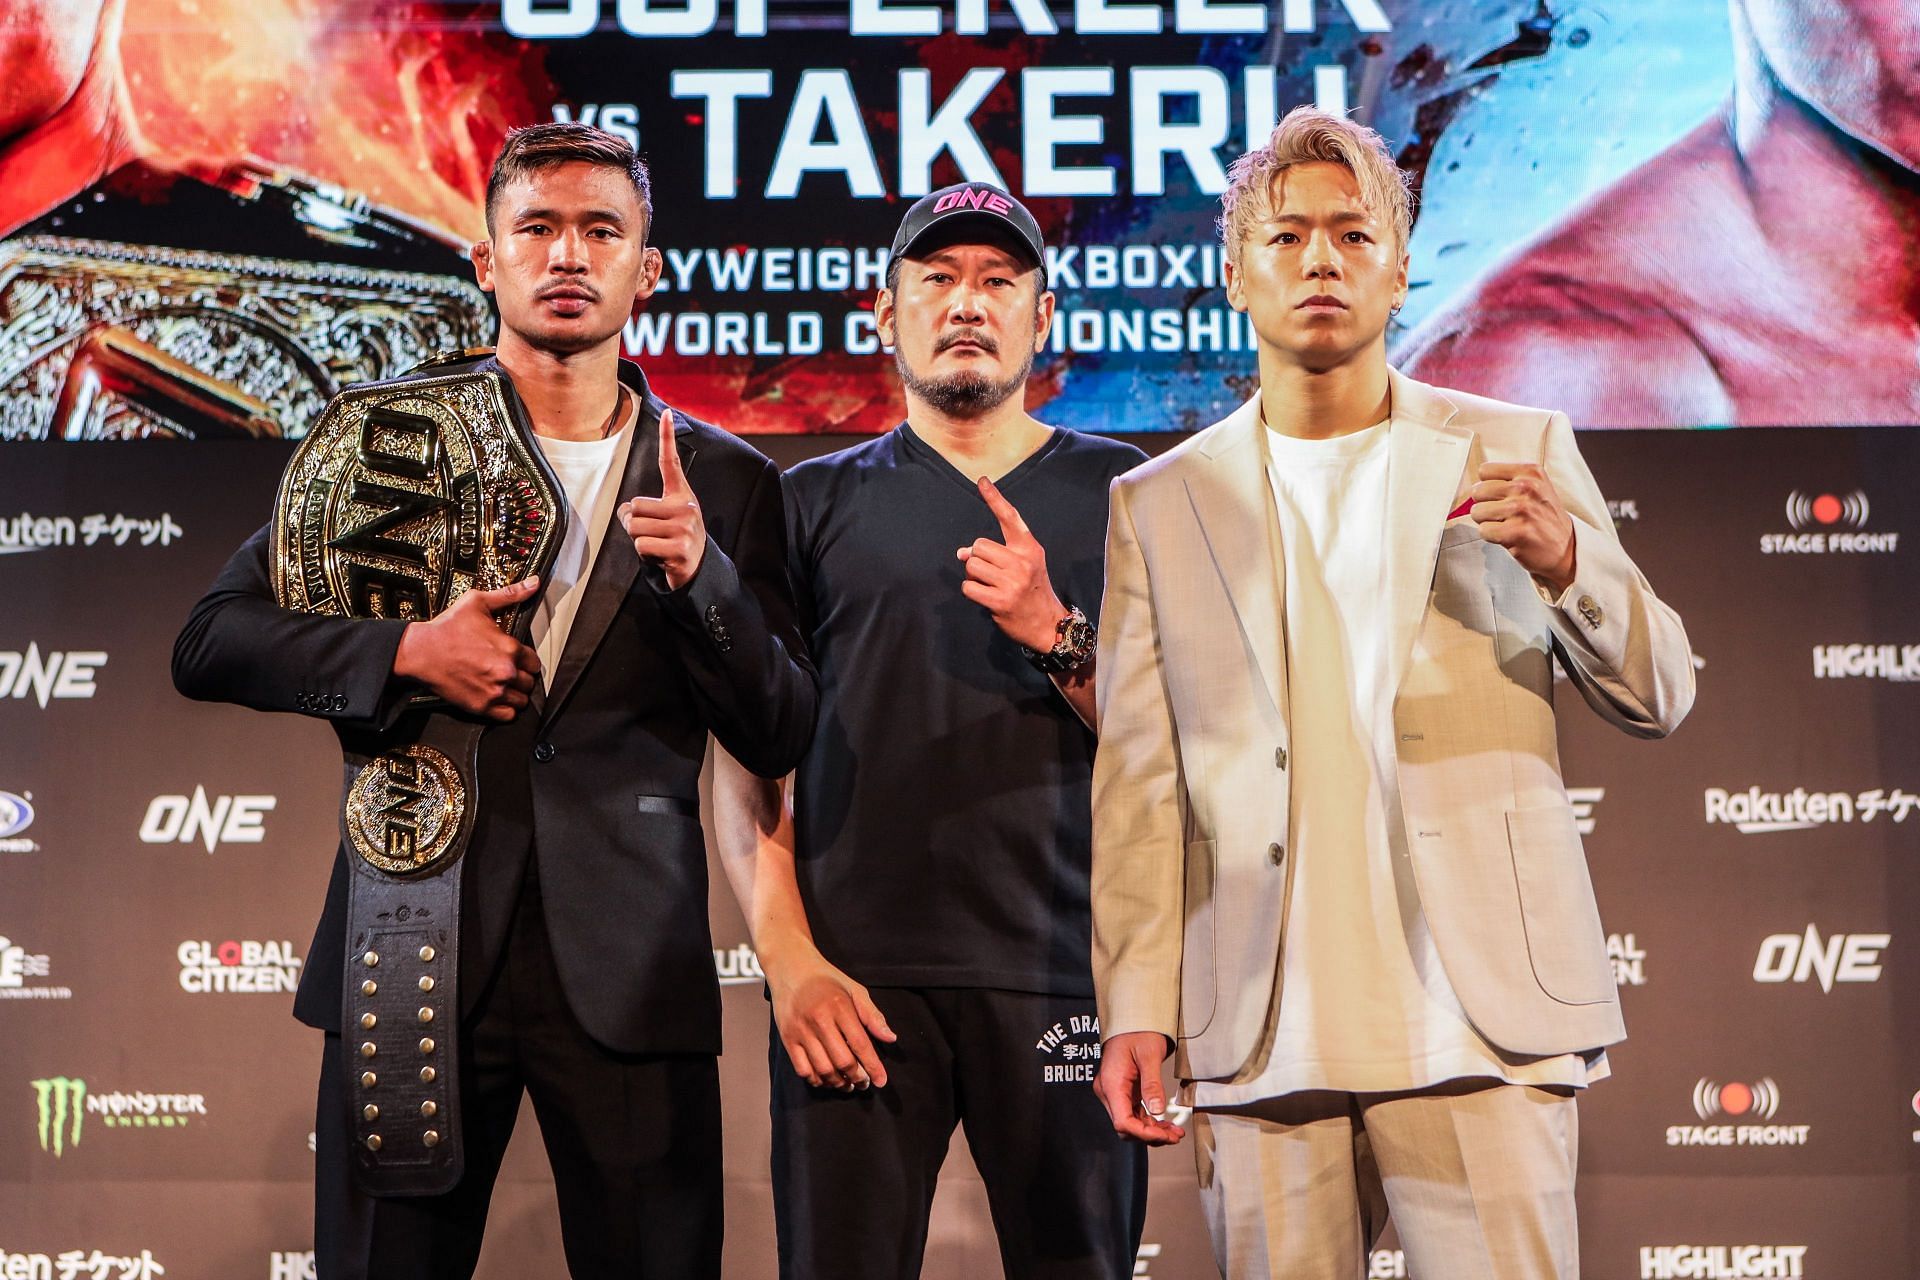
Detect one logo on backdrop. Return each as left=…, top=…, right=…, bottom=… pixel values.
left=1606, top=499, right=1640, bottom=527
left=1034, top=1012, right=1103, bottom=1084
left=1567, top=787, right=1603, bottom=836
left=1668, top=1076, right=1809, bottom=1147
left=1608, top=932, right=1647, bottom=987
left=1812, top=643, right=1920, bottom=681
left=0, top=1248, right=166, bottom=1278
left=0, top=934, right=70, bottom=1000
left=177, top=940, right=304, bottom=994
left=270, top=1250, right=316, bottom=1280
left=1703, top=786, right=1918, bottom=832
left=713, top=942, right=764, bottom=987
left=0, top=511, right=184, bottom=555
left=1369, top=1251, right=1408, bottom=1279
left=30, top=1078, right=208, bottom=1156
left=139, top=789, right=276, bottom=852
left=0, top=645, right=106, bottom=708
left=1639, top=1245, right=1808, bottom=1279
left=0, top=791, right=37, bottom=853
left=1752, top=926, right=1888, bottom=992
left=1762, top=488, right=1896, bottom=554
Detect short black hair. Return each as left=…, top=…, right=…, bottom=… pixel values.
left=485, top=122, right=652, bottom=238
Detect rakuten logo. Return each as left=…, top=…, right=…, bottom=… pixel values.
left=139, top=789, right=275, bottom=852
left=1640, top=1245, right=1807, bottom=1279
left=0, top=645, right=106, bottom=707
left=1753, top=926, right=1887, bottom=991
left=1703, top=786, right=1917, bottom=833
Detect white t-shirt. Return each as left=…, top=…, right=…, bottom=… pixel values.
left=530, top=397, right=638, bottom=689
left=1193, top=416, right=1601, bottom=1106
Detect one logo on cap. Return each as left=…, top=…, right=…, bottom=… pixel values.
left=932, top=186, right=1013, bottom=216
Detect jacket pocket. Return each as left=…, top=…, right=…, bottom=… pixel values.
left=636, top=794, right=699, bottom=818
left=1181, top=838, right=1218, bottom=1038
left=1505, top=805, right=1616, bottom=1006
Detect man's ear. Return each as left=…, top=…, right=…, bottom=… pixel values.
left=1393, top=249, right=1410, bottom=313
left=1032, top=290, right=1055, bottom=353
left=1223, top=256, right=1246, bottom=314
left=634, top=245, right=663, bottom=305
left=471, top=240, right=495, bottom=293
left=874, top=287, right=897, bottom=350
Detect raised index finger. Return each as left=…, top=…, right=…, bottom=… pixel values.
left=658, top=407, right=685, bottom=494
left=976, top=476, right=1030, bottom=542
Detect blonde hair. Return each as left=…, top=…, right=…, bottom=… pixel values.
left=1218, top=107, right=1413, bottom=267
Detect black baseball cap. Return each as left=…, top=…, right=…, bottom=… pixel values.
left=889, top=182, right=1046, bottom=272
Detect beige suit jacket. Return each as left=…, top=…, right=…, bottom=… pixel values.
left=1091, top=369, right=1695, bottom=1083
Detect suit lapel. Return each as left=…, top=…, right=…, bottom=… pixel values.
left=1182, top=394, right=1287, bottom=716
left=1383, top=368, right=1472, bottom=693
left=537, top=372, right=697, bottom=729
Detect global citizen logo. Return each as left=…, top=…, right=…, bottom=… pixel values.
left=177, top=940, right=303, bottom=994
left=139, top=788, right=275, bottom=852
left=1760, top=488, right=1896, bottom=554
left=0, top=791, right=37, bottom=853
left=0, top=1248, right=166, bottom=1278
left=30, top=1078, right=208, bottom=1156
left=1812, top=643, right=1920, bottom=681
left=1640, top=1245, right=1808, bottom=1279
left=1608, top=932, right=1647, bottom=987
left=0, top=510, right=183, bottom=554
left=1666, top=1077, right=1809, bottom=1147
left=1703, top=786, right=1917, bottom=832
left=1752, top=925, right=1888, bottom=992
left=0, top=934, right=71, bottom=1000
left=0, top=645, right=106, bottom=707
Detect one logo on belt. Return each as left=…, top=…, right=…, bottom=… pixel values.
left=0, top=645, right=106, bottom=707
left=0, top=791, right=37, bottom=853
left=139, top=788, right=276, bottom=852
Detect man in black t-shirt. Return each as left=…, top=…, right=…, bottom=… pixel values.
left=715, top=185, right=1147, bottom=1279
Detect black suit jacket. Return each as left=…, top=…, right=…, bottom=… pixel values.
left=173, top=357, right=816, bottom=1055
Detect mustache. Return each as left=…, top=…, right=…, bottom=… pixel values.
left=935, top=328, right=999, bottom=355
left=537, top=281, right=600, bottom=301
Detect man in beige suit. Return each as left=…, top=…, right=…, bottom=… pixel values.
left=1089, top=108, right=1695, bottom=1278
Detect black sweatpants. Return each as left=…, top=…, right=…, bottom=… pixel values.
left=314, top=864, right=722, bottom=1280
left=770, top=986, right=1147, bottom=1280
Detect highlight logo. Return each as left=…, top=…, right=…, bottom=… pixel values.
left=1785, top=490, right=1868, bottom=531
left=1694, top=1077, right=1781, bottom=1122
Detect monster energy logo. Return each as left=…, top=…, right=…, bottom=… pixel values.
left=32, top=1076, right=84, bottom=1156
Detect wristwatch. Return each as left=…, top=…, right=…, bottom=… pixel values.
left=1023, top=604, right=1096, bottom=674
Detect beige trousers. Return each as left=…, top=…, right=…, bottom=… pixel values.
left=1193, top=1079, right=1580, bottom=1279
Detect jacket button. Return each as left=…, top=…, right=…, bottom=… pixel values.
left=533, top=742, right=556, bottom=763
left=1268, top=842, right=1285, bottom=867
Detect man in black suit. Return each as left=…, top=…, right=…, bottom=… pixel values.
left=172, top=123, right=817, bottom=1279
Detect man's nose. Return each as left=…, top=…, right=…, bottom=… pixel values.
left=948, top=287, right=987, bottom=325
left=1302, top=231, right=1341, bottom=280
left=550, top=229, right=590, bottom=272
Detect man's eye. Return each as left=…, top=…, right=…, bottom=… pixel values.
left=926, top=273, right=952, bottom=284
left=1345, top=231, right=1371, bottom=244
left=521, top=224, right=549, bottom=236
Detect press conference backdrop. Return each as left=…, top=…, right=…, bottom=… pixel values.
left=2, top=430, right=1917, bottom=1278
left=4, top=0, right=1920, bottom=1275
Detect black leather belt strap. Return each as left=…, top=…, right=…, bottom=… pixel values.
left=339, top=715, right=482, bottom=1198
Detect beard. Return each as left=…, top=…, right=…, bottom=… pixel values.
left=895, top=328, right=1034, bottom=418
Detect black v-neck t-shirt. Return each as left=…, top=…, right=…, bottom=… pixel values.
left=783, top=423, right=1146, bottom=995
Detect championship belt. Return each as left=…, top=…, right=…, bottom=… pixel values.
left=270, top=351, right=564, bottom=1197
